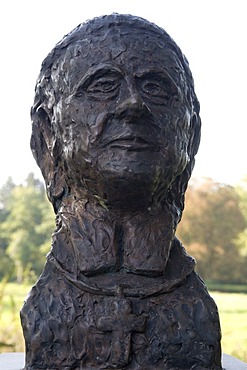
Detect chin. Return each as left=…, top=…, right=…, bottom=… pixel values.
left=99, top=162, right=157, bottom=186
left=98, top=150, right=159, bottom=177
left=94, top=163, right=168, bottom=211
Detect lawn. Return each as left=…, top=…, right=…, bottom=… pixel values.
left=211, top=291, right=247, bottom=361
left=0, top=282, right=30, bottom=352
left=0, top=283, right=247, bottom=362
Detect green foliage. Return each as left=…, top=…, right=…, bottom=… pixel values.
left=0, top=173, right=55, bottom=282
left=0, top=177, right=16, bottom=280
left=235, top=177, right=247, bottom=257
left=0, top=176, right=15, bottom=209
left=177, top=177, right=247, bottom=283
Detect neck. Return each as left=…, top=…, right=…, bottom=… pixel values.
left=53, top=195, right=176, bottom=277
left=68, top=173, right=170, bottom=215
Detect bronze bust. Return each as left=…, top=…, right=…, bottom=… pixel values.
left=21, top=14, right=222, bottom=369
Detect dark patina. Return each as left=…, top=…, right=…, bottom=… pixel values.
left=21, top=14, right=222, bottom=369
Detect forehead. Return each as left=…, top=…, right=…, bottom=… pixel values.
left=54, top=26, right=185, bottom=91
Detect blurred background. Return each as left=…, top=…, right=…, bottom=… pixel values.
left=0, top=0, right=246, bottom=361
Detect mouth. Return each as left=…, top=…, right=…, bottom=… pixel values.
left=103, top=137, right=158, bottom=152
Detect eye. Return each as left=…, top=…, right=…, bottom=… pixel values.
left=139, top=74, right=179, bottom=104
left=87, top=77, right=120, bottom=94
left=75, top=71, right=121, bottom=100
left=142, top=82, right=166, bottom=97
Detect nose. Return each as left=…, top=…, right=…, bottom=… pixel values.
left=115, top=87, right=149, bottom=119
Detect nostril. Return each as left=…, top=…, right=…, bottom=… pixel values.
left=118, top=95, right=140, bottom=110
left=116, top=94, right=150, bottom=118
left=129, top=94, right=142, bottom=107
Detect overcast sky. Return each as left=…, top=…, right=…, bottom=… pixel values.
left=1, top=0, right=246, bottom=187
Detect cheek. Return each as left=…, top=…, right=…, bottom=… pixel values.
left=71, top=100, right=117, bottom=151
left=171, top=116, right=191, bottom=170
left=59, top=98, right=113, bottom=161
left=158, top=112, right=191, bottom=173
left=57, top=100, right=91, bottom=157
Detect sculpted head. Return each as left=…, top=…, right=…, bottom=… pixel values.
left=31, top=14, right=201, bottom=221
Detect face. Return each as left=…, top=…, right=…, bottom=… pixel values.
left=52, top=27, right=192, bottom=200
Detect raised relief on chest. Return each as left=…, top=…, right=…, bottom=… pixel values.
left=96, top=294, right=146, bottom=368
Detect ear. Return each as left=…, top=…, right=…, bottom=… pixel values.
left=188, top=112, right=201, bottom=160
left=31, top=106, right=65, bottom=212
left=31, top=106, right=54, bottom=181
left=168, top=110, right=201, bottom=224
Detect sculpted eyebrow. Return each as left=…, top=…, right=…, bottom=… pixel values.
left=134, top=68, right=173, bottom=80
left=77, top=65, right=123, bottom=89
left=135, top=68, right=181, bottom=96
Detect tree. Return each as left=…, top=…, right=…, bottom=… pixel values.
left=177, top=178, right=247, bottom=283
left=0, top=177, right=16, bottom=279
left=235, top=176, right=247, bottom=257
left=1, top=173, right=55, bottom=283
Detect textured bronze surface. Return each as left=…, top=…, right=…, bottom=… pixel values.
left=21, top=14, right=222, bottom=369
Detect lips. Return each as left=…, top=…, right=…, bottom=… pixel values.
left=99, top=118, right=160, bottom=152
left=103, top=137, right=158, bottom=151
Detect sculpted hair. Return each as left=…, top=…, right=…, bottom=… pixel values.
left=30, top=13, right=201, bottom=220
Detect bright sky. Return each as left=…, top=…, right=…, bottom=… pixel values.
left=1, top=0, right=246, bottom=187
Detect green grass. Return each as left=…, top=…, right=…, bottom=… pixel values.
left=0, top=282, right=31, bottom=352
left=0, top=283, right=247, bottom=362
left=207, top=282, right=247, bottom=294
left=211, top=291, right=247, bottom=361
